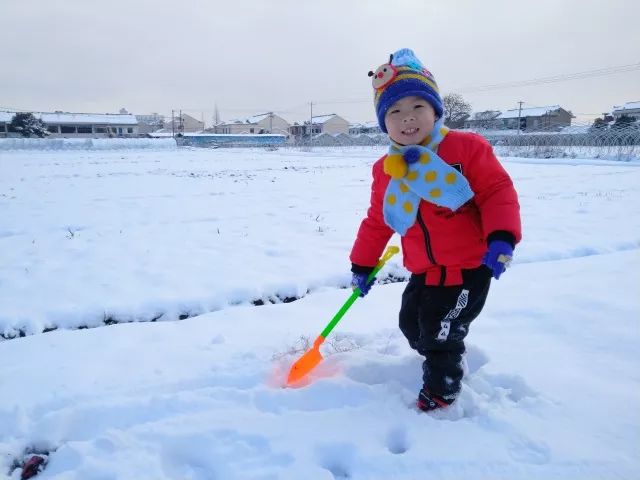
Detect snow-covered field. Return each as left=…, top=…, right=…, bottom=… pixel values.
left=1, top=147, right=639, bottom=479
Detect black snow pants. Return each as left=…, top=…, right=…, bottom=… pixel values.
left=399, top=265, right=492, bottom=401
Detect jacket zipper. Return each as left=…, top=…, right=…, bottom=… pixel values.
left=417, top=210, right=447, bottom=286
left=416, top=210, right=436, bottom=265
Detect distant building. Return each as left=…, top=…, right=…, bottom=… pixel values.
left=135, top=113, right=165, bottom=134
left=349, top=121, right=382, bottom=135
left=311, top=114, right=349, bottom=135
left=163, top=113, right=205, bottom=133
left=0, top=110, right=138, bottom=138
left=290, top=114, right=350, bottom=137
left=612, top=101, right=640, bottom=120
left=212, top=113, right=290, bottom=135
left=497, top=105, right=573, bottom=131
left=0, top=111, right=13, bottom=137
left=463, top=110, right=502, bottom=130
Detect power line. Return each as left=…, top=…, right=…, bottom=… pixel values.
left=5, top=62, right=637, bottom=120
left=455, top=62, right=640, bottom=93
left=313, top=62, right=640, bottom=105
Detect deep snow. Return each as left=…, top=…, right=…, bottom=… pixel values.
left=1, top=146, right=639, bottom=479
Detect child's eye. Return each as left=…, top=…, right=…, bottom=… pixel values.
left=389, top=109, right=400, bottom=114
left=414, top=104, right=424, bottom=109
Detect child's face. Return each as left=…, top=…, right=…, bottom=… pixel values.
left=384, top=96, right=437, bottom=145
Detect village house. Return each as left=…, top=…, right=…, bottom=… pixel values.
left=0, top=110, right=139, bottom=138
left=497, top=105, right=573, bottom=131
left=0, top=111, right=14, bottom=137
left=212, top=113, right=290, bottom=135
left=135, top=113, right=165, bottom=135
left=162, top=113, right=205, bottom=134
left=289, top=114, right=350, bottom=137
left=611, top=101, right=640, bottom=120
left=463, top=110, right=502, bottom=130
left=349, top=121, right=382, bottom=135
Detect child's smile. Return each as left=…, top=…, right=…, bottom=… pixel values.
left=384, top=96, right=437, bottom=145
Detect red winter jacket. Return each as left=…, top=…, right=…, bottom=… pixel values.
left=350, top=131, right=521, bottom=286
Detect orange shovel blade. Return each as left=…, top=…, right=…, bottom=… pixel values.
left=287, top=343, right=324, bottom=386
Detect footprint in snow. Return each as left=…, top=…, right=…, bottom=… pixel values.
left=385, top=426, right=409, bottom=455
left=315, top=442, right=356, bottom=479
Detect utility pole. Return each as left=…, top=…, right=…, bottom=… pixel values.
left=171, top=109, right=175, bottom=138
left=309, top=101, right=314, bottom=144
left=517, top=101, right=524, bottom=134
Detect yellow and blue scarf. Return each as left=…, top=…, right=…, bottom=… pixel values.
left=382, top=119, right=474, bottom=235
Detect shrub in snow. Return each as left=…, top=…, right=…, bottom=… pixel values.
left=9, top=112, right=50, bottom=138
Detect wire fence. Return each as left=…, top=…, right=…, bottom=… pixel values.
left=284, top=124, right=640, bottom=160
left=483, top=125, right=640, bottom=161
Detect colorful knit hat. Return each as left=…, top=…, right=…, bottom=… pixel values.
left=370, top=48, right=443, bottom=133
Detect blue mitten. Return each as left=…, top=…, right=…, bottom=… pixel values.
left=482, top=240, right=514, bottom=280
left=351, top=272, right=374, bottom=297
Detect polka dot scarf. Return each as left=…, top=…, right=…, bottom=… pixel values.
left=382, top=118, right=475, bottom=235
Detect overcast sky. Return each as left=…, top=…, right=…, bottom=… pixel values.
left=1, top=0, right=638, bottom=125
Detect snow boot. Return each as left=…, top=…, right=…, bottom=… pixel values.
left=21, top=455, right=46, bottom=480
left=416, top=387, right=453, bottom=412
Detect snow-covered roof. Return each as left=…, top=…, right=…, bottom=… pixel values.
left=247, top=113, right=273, bottom=124
left=0, top=111, right=13, bottom=123
left=612, top=101, right=640, bottom=113
left=469, top=111, right=501, bottom=121
left=40, top=112, right=138, bottom=125
left=312, top=114, right=340, bottom=125
left=0, top=111, right=138, bottom=125
left=498, top=105, right=563, bottom=119
left=222, top=113, right=275, bottom=125
left=350, top=121, right=380, bottom=129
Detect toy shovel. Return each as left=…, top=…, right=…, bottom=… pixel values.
left=286, top=246, right=400, bottom=386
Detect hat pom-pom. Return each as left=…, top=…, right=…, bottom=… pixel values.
left=403, top=147, right=421, bottom=164
left=383, top=154, right=407, bottom=179
left=392, top=48, right=424, bottom=69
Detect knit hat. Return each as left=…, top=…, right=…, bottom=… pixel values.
left=370, top=48, right=443, bottom=133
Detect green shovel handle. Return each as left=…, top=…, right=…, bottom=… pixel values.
left=319, top=246, right=400, bottom=339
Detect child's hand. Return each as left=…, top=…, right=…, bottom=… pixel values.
left=482, top=240, right=513, bottom=280
left=351, top=272, right=374, bottom=297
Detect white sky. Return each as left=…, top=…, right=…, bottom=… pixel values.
left=1, top=0, right=638, bottom=124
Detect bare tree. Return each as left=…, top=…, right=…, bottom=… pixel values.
left=443, top=93, right=472, bottom=128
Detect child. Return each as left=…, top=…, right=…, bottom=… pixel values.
left=350, top=48, right=521, bottom=412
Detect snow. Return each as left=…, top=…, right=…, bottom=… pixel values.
left=37, top=112, right=138, bottom=125
left=498, top=105, right=563, bottom=119
left=0, top=111, right=137, bottom=125
left=1, top=147, right=639, bottom=479
left=350, top=121, right=380, bottom=129
left=0, top=138, right=177, bottom=151
left=312, top=114, right=340, bottom=124
left=468, top=111, right=501, bottom=121
left=224, top=113, right=271, bottom=125
left=613, top=101, right=640, bottom=113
